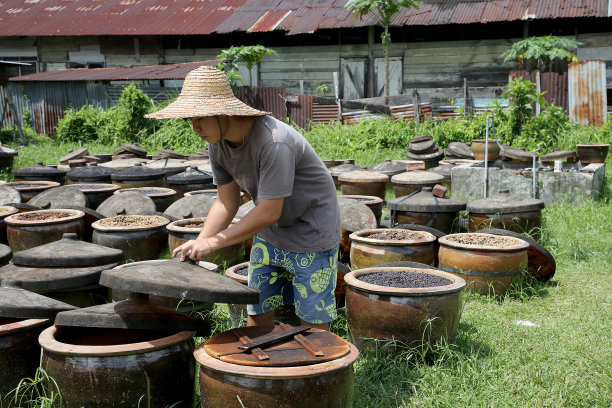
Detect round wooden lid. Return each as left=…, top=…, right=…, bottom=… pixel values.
left=166, top=167, right=213, bottom=185
left=111, top=163, right=165, bottom=181
left=387, top=187, right=466, bottom=212
left=204, top=324, right=352, bottom=367
left=367, top=159, right=407, bottom=176
left=121, top=143, right=147, bottom=156
left=405, top=146, right=444, bottom=161
left=540, top=150, right=576, bottom=163
left=28, top=185, right=88, bottom=209
left=467, top=191, right=545, bottom=213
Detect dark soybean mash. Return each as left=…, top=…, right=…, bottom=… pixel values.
left=358, top=271, right=451, bottom=288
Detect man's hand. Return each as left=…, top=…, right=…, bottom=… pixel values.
left=172, top=238, right=214, bottom=262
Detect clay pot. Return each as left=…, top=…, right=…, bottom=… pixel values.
left=0, top=318, right=50, bottom=400
left=390, top=170, right=444, bottom=198
left=12, top=162, right=66, bottom=185
left=110, top=163, right=166, bottom=189
left=114, top=187, right=177, bottom=212
left=338, top=195, right=383, bottom=226
left=166, top=167, right=214, bottom=198
left=337, top=199, right=378, bottom=264
left=576, top=144, right=609, bottom=163
left=7, top=180, right=60, bottom=202
left=330, top=163, right=361, bottom=188
left=338, top=170, right=389, bottom=201
left=0, top=205, right=18, bottom=244
left=0, top=145, right=18, bottom=172
left=72, top=183, right=121, bottom=209
left=471, top=139, right=500, bottom=161
left=438, top=233, right=529, bottom=296
left=167, top=217, right=245, bottom=267
left=92, top=215, right=169, bottom=262
left=39, top=326, right=195, bottom=408
left=5, top=209, right=84, bottom=252
left=344, top=266, right=465, bottom=351
left=349, top=228, right=437, bottom=270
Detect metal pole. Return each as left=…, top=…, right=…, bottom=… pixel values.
left=484, top=115, right=489, bottom=198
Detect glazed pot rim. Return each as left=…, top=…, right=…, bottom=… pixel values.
left=0, top=318, right=48, bottom=335
left=193, top=342, right=359, bottom=378
left=72, top=183, right=121, bottom=192
left=92, top=215, right=169, bottom=231
left=39, top=326, right=195, bottom=356
left=349, top=228, right=437, bottom=246
left=439, top=233, right=530, bottom=252
left=344, top=266, right=466, bottom=296
left=7, top=181, right=61, bottom=190
left=114, top=187, right=177, bottom=198
left=224, top=261, right=249, bottom=284
left=0, top=205, right=19, bottom=218
left=5, top=209, right=85, bottom=226
left=167, top=217, right=238, bottom=233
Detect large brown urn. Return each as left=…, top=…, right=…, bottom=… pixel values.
left=5, top=209, right=85, bottom=252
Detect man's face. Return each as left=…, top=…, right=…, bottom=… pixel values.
left=191, top=117, right=221, bottom=144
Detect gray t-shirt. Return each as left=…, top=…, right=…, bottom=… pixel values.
left=208, top=115, right=340, bottom=253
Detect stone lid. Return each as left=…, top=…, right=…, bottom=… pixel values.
left=166, top=167, right=214, bottom=185
left=99, top=158, right=147, bottom=170
left=0, top=286, right=76, bottom=319
left=409, top=135, right=435, bottom=154
left=391, top=170, right=444, bottom=186
left=28, top=186, right=88, bottom=209
left=338, top=170, right=389, bottom=183
left=203, top=325, right=351, bottom=367
left=367, top=159, right=407, bottom=176
left=428, top=166, right=452, bottom=178
left=111, top=163, right=165, bottom=181
left=387, top=187, right=466, bottom=212
left=337, top=197, right=377, bottom=232
left=405, top=146, right=444, bottom=161
left=66, top=163, right=119, bottom=181
left=446, top=142, right=474, bottom=159
left=59, top=148, right=88, bottom=165
left=121, top=143, right=147, bottom=157
left=164, top=195, right=216, bottom=219
left=329, top=163, right=361, bottom=177
left=0, top=243, right=12, bottom=265
left=501, top=145, right=534, bottom=161
left=12, top=162, right=66, bottom=178
left=0, top=144, right=18, bottom=157
left=0, top=185, right=21, bottom=205
left=12, top=233, right=124, bottom=267
left=144, top=158, right=188, bottom=174
left=540, top=150, right=576, bottom=162
left=467, top=191, right=545, bottom=213
left=96, top=190, right=156, bottom=217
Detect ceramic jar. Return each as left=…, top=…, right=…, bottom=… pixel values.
left=390, top=170, right=444, bottom=198
left=166, top=167, right=214, bottom=198
left=576, top=144, right=609, bottom=163
left=0, top=205, right=18, bottom=244
left=471, top=139, right=500, bottom=161
left=338, top=170, right=389, bottom=201
left=0, top=145, right=18, bottom=172
left=330, top=162, right=362, bottom=188
left=72, top=183, right=121, bottom=209
left=110, top=163, right=165, bottom=189
left=66, top=163, right=118, bottom=184
left=5, top=209, right=84, bottom=252
left=6, top=180, right=60, bottom=202
left=12, top=162, right=66, bottom=185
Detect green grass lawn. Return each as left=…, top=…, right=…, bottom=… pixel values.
left=3, top=136, right=611, bottom=408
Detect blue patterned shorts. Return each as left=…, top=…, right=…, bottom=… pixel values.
left=247, top=235, right=338, bottom=324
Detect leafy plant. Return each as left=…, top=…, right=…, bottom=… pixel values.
left=501, top=35, right=583, bottom=71
left=217, top=45, right=278, bottom=88
left=315, top=82, right=332, bottom=96
left=55, top=104, right=108, bottom=143
left=99, top=83, right=154, bottom=145
left=503, top=77, right=548, bottom=144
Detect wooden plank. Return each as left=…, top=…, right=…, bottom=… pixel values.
left=261, top=72, right=336, bottom=81
left=577, top=47, right=612, bottom=61
left=402, top=53, right=505, bottom=64
left=406, top=45, right=514, bottom=58
left=264, top=61, right=339, bottom=70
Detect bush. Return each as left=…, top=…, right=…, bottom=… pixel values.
left=98, top=84, right=154, bottom=145
left=55, top=104, right=107, bottom=143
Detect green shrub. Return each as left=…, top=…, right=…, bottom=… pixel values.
left=99, top=84, right=154, bottom=145
left=144, top=118, right=207, bottom=154
left=55, top=104, right=107, bottom=143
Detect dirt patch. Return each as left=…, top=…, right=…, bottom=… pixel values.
left=98, top=214, right=166, bottom=227
left=13, top=211, right=74, bottom=221
left=358, top=271, right=451, bottom=288
left=448, top=234, right=521, bottom=248
left=234, top=266, right=248, bottom=276
left=364, top=229, right=428, bottom=241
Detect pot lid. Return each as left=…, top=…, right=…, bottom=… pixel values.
left=475, top=228, right=555, bottom=281
left=0, top=244, right=12, bottom=266
left=111, top=163, right=165, bottom=181
left=387, top=187, right=466, bottom=212
left=428, top=166, right=452, bottom=177
left=367, top=159, right=407, bottom=175
left=59, top=148, right=89, bottom=165
left=66, top=163, right=119, bottom=180
left=28, top=186, right=88, bottom=209
left=337, top=197, right=377, bottom=232
left=338, top=170, right=388, bottom=183
left=12, top=233, right=124, bottom=267
left=164, top=195, right=216, bottom=219
left=72, top=183, right=121, bottom=194
left=500, top=145, right=534, bottom=161
left=157, top=148, right=187, bottom=160
left=391, top=170, right=444, bottom=186
left=236, top=200, right=255, bottom=219
left=0, top=185, right=21, bottom=204
left=467, top=190, right=545, bottom=213
left=144, top=159, right=188, bottom=174
left=203, top=324, right=351, bottom=367
left=0, top=285, right=76, bottom=319
left=540, top=150, right=577, bottom=162
left=96, top=191, right=156, bottom=217
left=53, top=293, right=210, bottom=334
left=100, top=259, right=260, bottom=304
left=405, top=146, right=444, bottom=161
left=12, top=162, right=67, bottom=178
left=329, top=163, right=361, bottom=177
left=115, top=187, right=176, bottom=198
left=4, top=202, right=40, bottom=212
left=0, top=144, right=18, bottom=157
left=166, top=167, right=213, bottom=185
left=409, top=135, right=435, bottom=154
left=120, top=143, right=147, bottom=157
left=99, top=158, right=147, bottom=170
left=446, top=142, right=474, bottom=159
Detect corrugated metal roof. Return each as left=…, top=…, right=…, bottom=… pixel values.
left=8, top=61, right=218, bottom=82
left=0, top=0, right=609, bottom=37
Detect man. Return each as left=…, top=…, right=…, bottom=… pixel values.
left=146, top=66, right=340, bottom=330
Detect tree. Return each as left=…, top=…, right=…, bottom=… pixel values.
left=217, top=45, right=278, bottom=88
left=501, top=35, right=582, bottom=72
left=345, top=0, right=421, bottom=101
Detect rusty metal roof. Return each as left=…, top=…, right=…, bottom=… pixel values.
left=0, top=0, right=609, bottom=37
left=8, top=61, right=218, bottom=82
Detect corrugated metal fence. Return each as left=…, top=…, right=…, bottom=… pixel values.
left=568, top=60, right=607, bottom=126
left=510, top=70, right=569, bottom=112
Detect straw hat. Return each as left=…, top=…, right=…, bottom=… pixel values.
left=145, top=66, right=269, bottom=119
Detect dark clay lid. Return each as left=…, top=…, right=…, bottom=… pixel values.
left=67, top=163, right=118, bottom=181
left=405, top=146, right=444, bottom=161
left=110, top=163, right=165, bottom=181
left=467, top=191, right=545, bottom=213
left=391, top=170, right=444, bottom=185
left=96, top=190, right=156, bottom=217
left=387, top=187, right=466, bottom=212
left=120, top=143, right=147, bottom=156
left=0, top=185, right=21, bottom=204
left=0, top=262, right=119, bottom=291
left=0, top=244, right=12, bottom=266
left=367, top=159, right=407, bottom=176
left=446, top=142, right=474, bottom=159
left=12, top=233, right=124, bottom=267
left=164, top=195, right=216, bottom=219
left=409, top=135, right=435, bottom=154
left=329, top=163, right=361, bottom=177
left=100, top=259, right=260, bottom=304
left=540, top=150, right=576, bottom=162
left=0, top=145, right=18, bottom=157
left=59, top=148, right=89, bottom=164
left=337, top=197, right=377, bottom=232
left=157, top=148, right=187, bottom=159
left=28, top=186, right=88, bottom=209
left=0, top=285, right=76, bottom=319
left=166, top=167, right=214, bottom=185
left=12, top=162, right=67, bottom=178
left=501, top=145, right=534, bottom=161
left=53, top=293, right=210, bottom=334
left=4, top=202, right=40, bottom=212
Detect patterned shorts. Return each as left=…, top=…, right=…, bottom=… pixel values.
left=247, top=235, right=338, bottom=324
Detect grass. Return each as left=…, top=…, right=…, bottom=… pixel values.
left=1, top=124, right=611, bottom=407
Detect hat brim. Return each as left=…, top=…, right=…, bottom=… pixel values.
left=145, top=94, right=269, bottom=119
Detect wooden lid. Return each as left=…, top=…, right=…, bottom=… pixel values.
left=0, top=243, right=11, bottom=266
left=0, top=285, right=76, bottom=319
left=391, top=170, right=444, bottom=185
left=96, top=190, right=156, bottom=217
left=100, top=259, right=260, bottom=304
left=500, top=145, right=534, bottom=161
left=540, top=150, right=576, bottom=162
left=338, top=170, right=389, bottom=183
left=99, top=158, right=147, bottom=170
left=164, top=194, right=216, bottom=219
left=28, top=185, right=88, bottom=209
left=0, top=185, right=21, bottom=204
left=120, top=143, right=147, bottom=157
left=329, top=163, right=361, bottom=177
left=203, top=324, right=351, bottom=367
left=144, top=159, right=188, bottom=174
